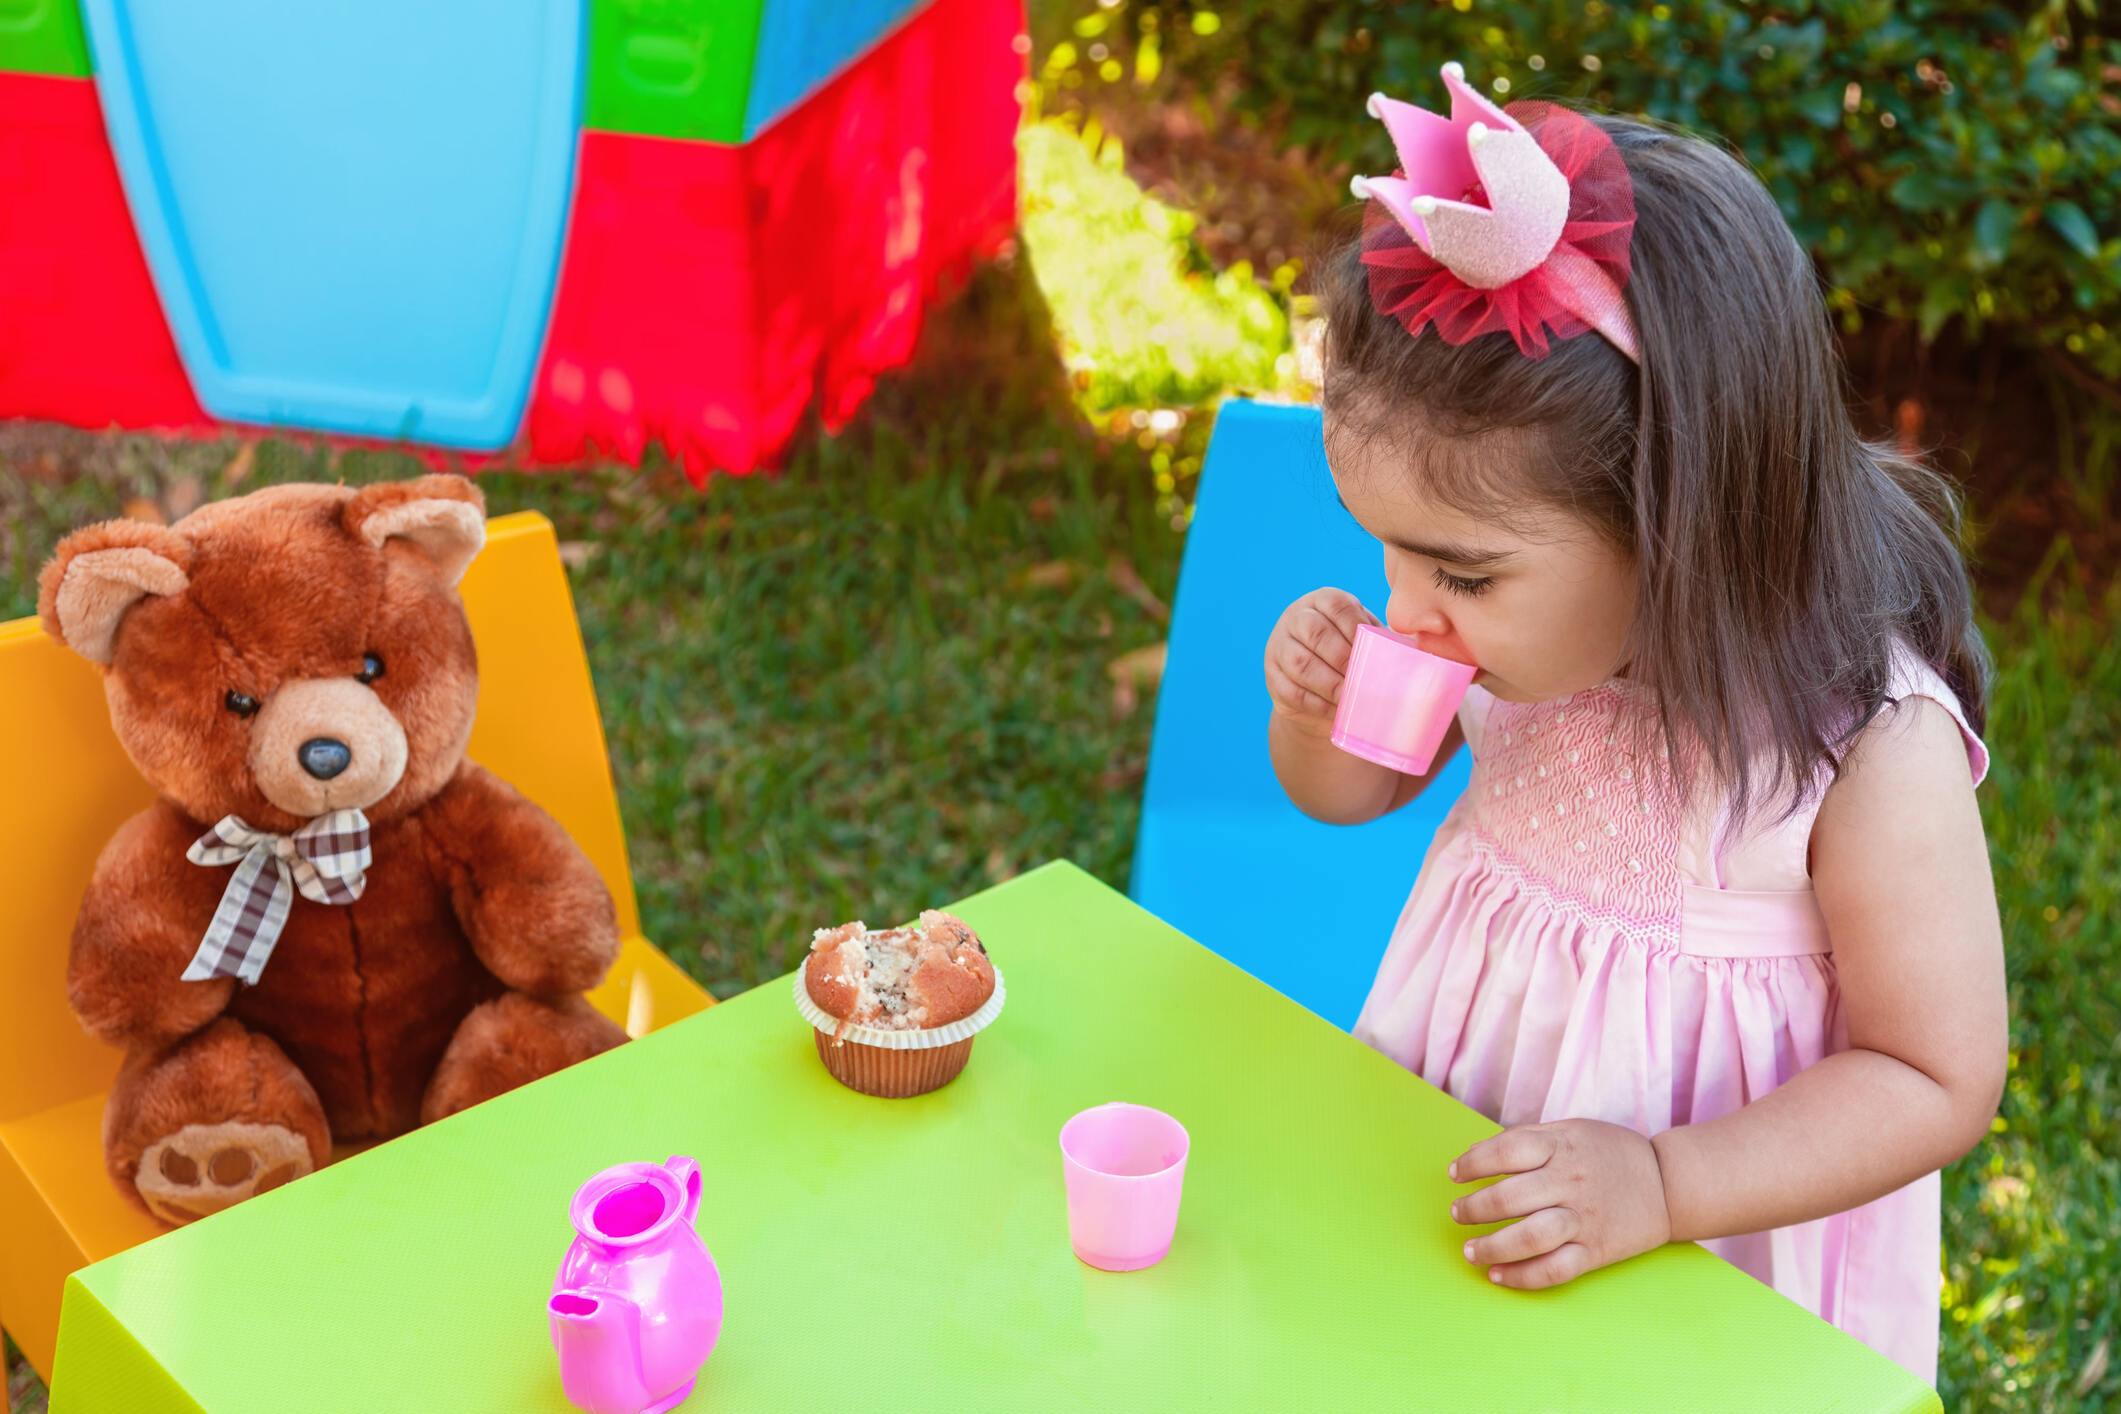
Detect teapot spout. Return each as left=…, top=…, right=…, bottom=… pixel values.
left=549, top=1288, right=650, bottom=1414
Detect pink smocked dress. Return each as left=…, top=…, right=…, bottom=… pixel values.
left=1353, top=654, right=1986, bottom=1381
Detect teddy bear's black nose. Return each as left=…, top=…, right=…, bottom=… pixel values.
left=299, top=738, right=352, bottom=780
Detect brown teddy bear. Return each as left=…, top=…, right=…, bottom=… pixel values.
left=38, top=475, right=628, bottom=1225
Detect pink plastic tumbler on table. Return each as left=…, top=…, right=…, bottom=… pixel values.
left=1060, top=1103, right=1191, bottom=1272
left=1331, top=623, right=1478, bottom=775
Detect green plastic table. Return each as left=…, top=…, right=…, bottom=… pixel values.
left=50, top=861, right=1941, bottom=1412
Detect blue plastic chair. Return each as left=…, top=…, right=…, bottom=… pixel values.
left=1131, top=399, right=1471, bottom=1029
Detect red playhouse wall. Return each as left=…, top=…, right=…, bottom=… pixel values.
left=528, top=0, right=1024, bottom=482
left=0, top=72, right=208, bottom=432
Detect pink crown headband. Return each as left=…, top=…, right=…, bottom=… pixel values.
left=1350, top=62, right=1640, bottom=363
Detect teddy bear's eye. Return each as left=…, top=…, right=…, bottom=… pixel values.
left=224, top=690, right=260, bottom=718
left=356, top=653, right=385, bottom=685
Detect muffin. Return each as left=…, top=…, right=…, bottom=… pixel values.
left=796, top=910, right=1004, bottom=1097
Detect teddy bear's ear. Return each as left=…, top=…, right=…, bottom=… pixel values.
left=37, top=520, right=193, bottom=665
left=342, top=476, right=488, bottom=587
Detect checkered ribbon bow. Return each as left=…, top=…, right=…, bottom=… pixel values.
left=182, top=810, right=372, bottom=985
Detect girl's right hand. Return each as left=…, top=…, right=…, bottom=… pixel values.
left=1264, top=588, right=1380, bottom=737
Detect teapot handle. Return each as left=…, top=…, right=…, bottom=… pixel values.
left=665, top=1155, right=701, bottom=1225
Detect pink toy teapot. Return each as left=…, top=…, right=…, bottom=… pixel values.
left=549, top=1155, right=723, bottom=1414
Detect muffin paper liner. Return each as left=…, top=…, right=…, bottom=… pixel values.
left=791, top=967, right=1006, bottom=1049
left=809, top=1032, right=975, bottom=1097
left=794, top=966, right=1006, bottom=1098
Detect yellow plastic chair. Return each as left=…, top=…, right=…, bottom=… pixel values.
left=0, top=510, right=711, bottom=1381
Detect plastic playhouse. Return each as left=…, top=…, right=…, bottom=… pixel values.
left=0, top=0, right=1025, bottom=480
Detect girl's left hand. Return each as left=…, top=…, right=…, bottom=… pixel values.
left=1448, top=1119, right=1673, bottom=1289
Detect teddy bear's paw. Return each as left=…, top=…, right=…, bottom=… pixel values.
left=135, top=1121, right=315, bottom=1226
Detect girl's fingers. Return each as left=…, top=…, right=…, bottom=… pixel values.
left=1486, top=1241, right=1595, bottom=1291
left=1317, top=591, right=1380, bottom=645
left=1276, top=630, right=1349, bottom=701
left=1449, top=1171, right=1549, bottom=1226
left=1450, top=1127, right=1556, bottom=1183
left=1463, top=1206, right=1577, bottom=1268
left=1294, top=606, right=1357, bottom=668
left=1266, top=660, right=1334, bottom=719
left=1289, top=602, right=1357, bottom=657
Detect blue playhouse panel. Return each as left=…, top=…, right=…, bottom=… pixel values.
left=742, top=0, right=924, bottom=138
left=78, top=0, right=583, bottom=450
left=1132, top=400, right=1473, bottom=1030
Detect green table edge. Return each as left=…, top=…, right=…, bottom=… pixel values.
left=50, top=1274, right=206, bottom=1414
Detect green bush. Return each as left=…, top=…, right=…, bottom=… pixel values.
left=1018, top=114, right=1296, bottom=414
left=1042, top=0, right=2120, bottom=377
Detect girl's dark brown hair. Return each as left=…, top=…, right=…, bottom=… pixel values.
left=1321, top=110, right=1989, bottom=826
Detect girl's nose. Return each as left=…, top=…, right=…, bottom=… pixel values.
left=1385, top=586, right=1477, bottom=666
left=1385, top=586, right=1450, bottom=640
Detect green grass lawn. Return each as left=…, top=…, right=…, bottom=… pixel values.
left=3, top=122, right=2116, bottom=1414
left=1947, top=572, right=2121, bottom=1410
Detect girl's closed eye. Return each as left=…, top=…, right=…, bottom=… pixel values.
left=1432, top=566, right=1493, bottom=598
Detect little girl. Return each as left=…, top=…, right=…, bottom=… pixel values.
left=1264, top=64, right=2005, bottom=1381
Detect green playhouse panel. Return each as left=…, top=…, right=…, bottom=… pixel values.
left=0, top=0, right=91, bottom=77
left=586, top=0, right=765, bottom=143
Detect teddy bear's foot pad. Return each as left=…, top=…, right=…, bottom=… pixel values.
left=136, top=1121, right=315, bottom=1225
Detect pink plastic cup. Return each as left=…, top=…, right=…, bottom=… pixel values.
left=1059, top=1103, right=1190, bottom=1272
left=1331, top=623, right=1479, bottom=775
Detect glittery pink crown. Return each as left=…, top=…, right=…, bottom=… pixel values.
left=1350, top=62, right=1640, bottom=363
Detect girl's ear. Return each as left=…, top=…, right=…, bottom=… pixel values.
left=37, top=519, right=192, bottom=665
